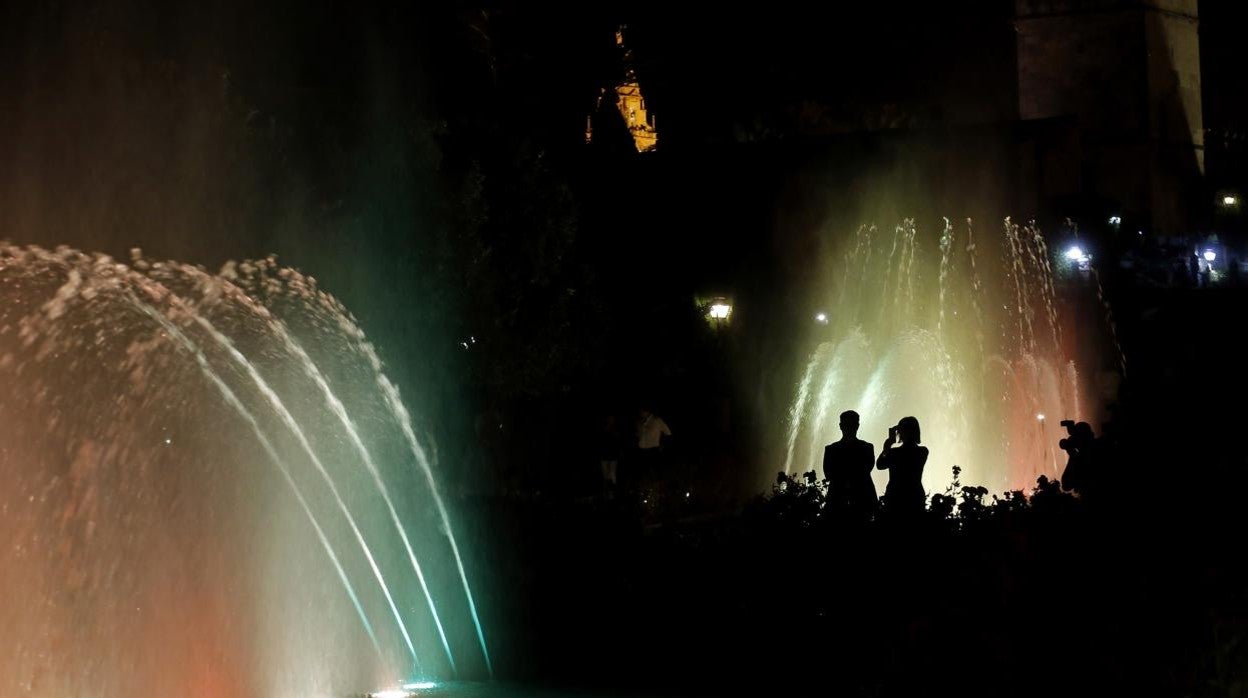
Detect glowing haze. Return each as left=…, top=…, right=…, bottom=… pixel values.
left=784, top=218, right=1097, bottom=495
left=0, top=246, right=488, bottom=696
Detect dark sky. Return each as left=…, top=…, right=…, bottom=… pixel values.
left=425, top=0, right=1248, bottom=154
left=2, top=0, right=1247, bottom=260
left=423, top=1, right=1022, bottom=148
left=1200, top=0, right=1248, bottom=179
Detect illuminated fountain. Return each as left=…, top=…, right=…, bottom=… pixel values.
left=784, top=218, right=1101, bottom=495
left=0, top=246, right=489, bottom=696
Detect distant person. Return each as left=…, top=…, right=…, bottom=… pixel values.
left=876, top=416, right=928, bottom=516
left=823, top=410, right=877, bottom=520
left=634, top=405, right=672, bottom=493
left=597, top=414, right=624, bottom=499
left=1059, top=420, right=1099, bottom=496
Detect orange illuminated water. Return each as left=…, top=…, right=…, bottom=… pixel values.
left=0, top=246, right=488, bottom=696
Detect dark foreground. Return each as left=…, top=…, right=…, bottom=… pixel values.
left=436, top=286, right=1248, bottom=698
left=461, top=473, right=1244, bottom=698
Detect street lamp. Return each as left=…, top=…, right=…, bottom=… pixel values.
left=1063, top=244, right=1092, bottom=272
left=705, top=296, right=732, bottom=327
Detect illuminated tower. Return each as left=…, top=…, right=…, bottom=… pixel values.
left=587, top=26, right=658, bottom=153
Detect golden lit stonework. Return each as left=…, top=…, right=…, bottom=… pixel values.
left=587, top=26, right=658, bottom=153
left=614, top=81, right=657, bottom=153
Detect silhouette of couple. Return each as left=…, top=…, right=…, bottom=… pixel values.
left=823, top=410, right=928, bottom=518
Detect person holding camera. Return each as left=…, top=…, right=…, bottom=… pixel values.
left=876, top=416, right=928, bottom=516
left=1059, top=420, right=1098, bottom=495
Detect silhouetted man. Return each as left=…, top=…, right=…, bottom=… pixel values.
left=598, top=414, right=623, bottom=499
left=823, top=410, right=878, bottom=520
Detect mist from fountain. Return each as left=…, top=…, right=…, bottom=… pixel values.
left=784, top=218, right=1096, bottom=495
left=0, top=245, right=488, bottom=696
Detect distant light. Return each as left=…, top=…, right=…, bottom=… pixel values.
left=403, top=682, right=438, bottom=691
left=685, top=491, right=691, bottom=498
left=709, top=303, right=732, bottom=320
left=1138, top=230, right=1144, bottom=236
left=1036, top=413, right=1045, bottom=421
left=1108, top=215, right=1121, bottom=225
left=1204, top=249, right=1217, bottom=262
left=1064, top=246, right=1085, bottom=261
left=1224, top=195, right=1238, bottom=206
left=814, top=312, right=828, bottom=324
left=164, top=437, right=172, bottom=445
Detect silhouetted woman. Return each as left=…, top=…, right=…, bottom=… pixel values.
left=876, top=416, right=928, bottom=515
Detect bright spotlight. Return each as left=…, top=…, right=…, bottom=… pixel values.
left=709, top=303, right=732, bottom=320
left=1108, top=215, right=1121, bottom=225
left=815, top=312, right=828, bottom=324
left=1224, top=195, right=1238, bottom=206
left=1204, top=249, right=1217, bottom=262
left=1036, top=413, right=1045, bottom=421
left=1064, top=246, right=1085, bottom=261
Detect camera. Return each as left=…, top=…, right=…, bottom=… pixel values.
left=1059, top=419, right=1075, bottom=451
left=1058, top=420, right=1093, bottom=453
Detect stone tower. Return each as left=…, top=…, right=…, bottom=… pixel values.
left=1016, top=0, right=1203, bottom=234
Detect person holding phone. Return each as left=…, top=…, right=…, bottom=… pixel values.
left=876, top=416, right=928, bottom=516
